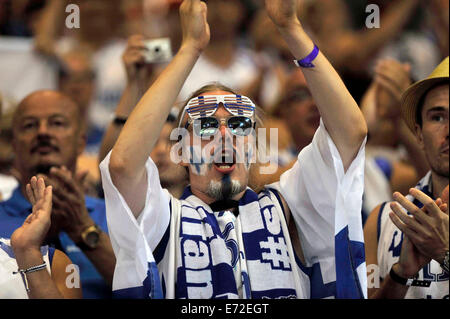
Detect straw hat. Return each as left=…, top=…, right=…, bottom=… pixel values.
left=400, top=56, right=449, bottom=132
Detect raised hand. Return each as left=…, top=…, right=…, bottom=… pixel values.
left=122, top=35, right=154, bottom=85
left=179, top=0, right=210, bottom=53
left=374, top=59, right=411, bottom=103
left=373, top=59, right=412, bottom=119
left=11, top=177, right=53, bottom=252
left=264, top=0, right=300, bottom=29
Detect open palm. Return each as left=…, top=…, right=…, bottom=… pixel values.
left=11, top=177, right=53, bottom=251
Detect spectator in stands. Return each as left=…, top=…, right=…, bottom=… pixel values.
left=0, top=90, right=115, bottom=298
left=364, top=57, right=449, bottom=299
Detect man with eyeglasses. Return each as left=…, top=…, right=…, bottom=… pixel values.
left=100, top=0, right=368, bottom=299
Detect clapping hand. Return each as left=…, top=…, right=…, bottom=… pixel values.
left=37, top=166, right=93, bottom=242
left=389, top=187, right=449, bottom=276
left=11, top=177, right=53, bottom=252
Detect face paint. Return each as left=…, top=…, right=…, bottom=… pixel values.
left=220, top=174, right=232, bottom=200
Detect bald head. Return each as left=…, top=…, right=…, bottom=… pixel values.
left=13, top=90, right=82, bottom=133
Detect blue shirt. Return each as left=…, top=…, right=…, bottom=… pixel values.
left=0, top=186, right=112, bottom=299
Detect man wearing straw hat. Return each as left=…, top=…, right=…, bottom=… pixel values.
left=364, top=57, right=449, bottom=299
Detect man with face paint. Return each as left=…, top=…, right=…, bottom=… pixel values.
left=100, top=0, right=368, bottom=299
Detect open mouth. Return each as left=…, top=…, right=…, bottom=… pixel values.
left=213, top=151, right=236, bottom=174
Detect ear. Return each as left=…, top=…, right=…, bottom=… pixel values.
left=414, top=123, right=425, bottom=150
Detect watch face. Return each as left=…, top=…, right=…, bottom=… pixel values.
left=85, top=231, right=100, bottom=248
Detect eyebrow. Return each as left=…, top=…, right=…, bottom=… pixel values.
left=20, top=113, right=68, bottom=120
left=426, top=106, right=448, bottom=113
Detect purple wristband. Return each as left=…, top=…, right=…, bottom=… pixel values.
left=294, top=44, right=319, bottom=68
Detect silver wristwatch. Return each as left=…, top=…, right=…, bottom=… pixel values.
left=441, top=250, right=449, bottom=275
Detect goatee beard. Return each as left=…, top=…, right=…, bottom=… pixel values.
left=207, top=176, right=244, bottom=201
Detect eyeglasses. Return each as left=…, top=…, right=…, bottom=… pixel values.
left=186, top=116, right=255, bottom=137
left=178, top=94, right=256, bottom=130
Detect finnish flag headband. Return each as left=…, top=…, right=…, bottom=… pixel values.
left=178, top=94, right=256, bottom=129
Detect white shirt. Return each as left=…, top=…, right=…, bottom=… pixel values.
left=0, top=174, right=19, bottom=202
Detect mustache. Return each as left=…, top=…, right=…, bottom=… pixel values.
left=212, top=147, right=237, bottom=163
left=31, top=139, right=59, bottom=153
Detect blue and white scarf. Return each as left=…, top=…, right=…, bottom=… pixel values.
left=111, top=185, right=365, bottom=299
left=170, top=186, right=300, bottom=299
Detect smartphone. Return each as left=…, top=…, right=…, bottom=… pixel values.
left=144, top=38, right=173, bottom=64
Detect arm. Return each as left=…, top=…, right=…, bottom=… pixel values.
left=360, top=58, right=426, bottom=191
left=34, top=0, right=66, bottom=57
left=109, top=0, right=210, bottom=217
left=10, top=177, right=81, bottom=298
left=364, top=204, right=411, bottom=299
left=316, top=0, right=420, bottom=71
left=39, top=167, right=115, bottom=286
left=372, top=59, right=428, bottom=178
left=363, top=205, right=383, bottom=298
left=98, top=35, right=156, bottom=163
left=51, top=249, right=82, bottom=298
left=265, top=0, right=367, bottom=171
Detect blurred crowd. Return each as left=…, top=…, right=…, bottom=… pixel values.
left=0, top=0, right=448, bottom=299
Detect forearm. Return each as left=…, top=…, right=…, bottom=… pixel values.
left=341, top=0, right=419, bottom=69
left=356, top=0, right=419, bottom=62
left=65, top=214, right=116, bottom=287
left=370, top=279, right=408, bottom=299
left=80, top=232, right=116, bottom=287
left=277, top=23, right=367, bottom=169
left=14, top=249, right=64, bottom=299
left=98, top=83, right=143, bottom=163
left=370, top=266, right=409, bottom=299
left=34, top=0, right=65, bottom=56
left=110, top=44, right=201, bottom=177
